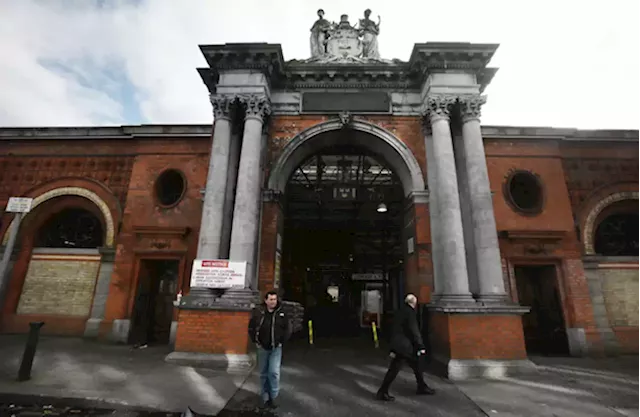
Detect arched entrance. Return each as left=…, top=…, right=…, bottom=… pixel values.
left=266, top=119, right=428, bottom=343
left=2, top=195, right=109, bottom=336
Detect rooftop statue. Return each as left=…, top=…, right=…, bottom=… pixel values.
left=309, top=9, right=331, bottom=58
left=358, top=9, right=381, bottom=59
left=303, top=9, right=389, bottom=64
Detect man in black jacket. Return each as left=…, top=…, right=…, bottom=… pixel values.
left=376, top=293, right=436, bottom=401
left=248, top=290, right=292, bottom=409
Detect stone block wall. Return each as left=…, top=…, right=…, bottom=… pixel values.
left=600, top=268, right=639, bottom=327
left=584, top=259, right=639, bottom=354
left=16, top=251, right=101, bottom=316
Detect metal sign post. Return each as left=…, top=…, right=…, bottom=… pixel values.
left=0, top=197, right=33, bottom=311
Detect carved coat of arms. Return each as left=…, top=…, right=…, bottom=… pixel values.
left=327, top=18, right=363, bottom=58
left=307, top=11, right=383, bottom=64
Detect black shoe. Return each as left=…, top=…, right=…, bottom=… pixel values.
left=417, top=385, right=436, bottom=395
left=376, top=391, right=396, bottom=402
left=268, top=398, right=278, bottom=409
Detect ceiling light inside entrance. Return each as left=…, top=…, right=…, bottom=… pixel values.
left=376, top=203, right=387, bottom=213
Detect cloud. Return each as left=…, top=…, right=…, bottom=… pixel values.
left=0, top=0, right=637, bottom=129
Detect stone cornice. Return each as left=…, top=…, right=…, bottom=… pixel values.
left=277, top=61, right=415, bottom=90
left=0, top=124, right=636, bottom=143
left=409, top=42, right=500, bottom=92
left=197, top=42, right=501, bottom=92
left=427, top=303, right=531, bottom=315
left=409, top=42, right=499, bottom=71
left=197, top=43, right=285, bottom=94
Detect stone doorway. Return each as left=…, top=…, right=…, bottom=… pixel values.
left=129, top=259, right=179, bottom=346
left=514, top=265, right=570, bottom=356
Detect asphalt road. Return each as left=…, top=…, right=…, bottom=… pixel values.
left=220, top=337, right=486, bottom=417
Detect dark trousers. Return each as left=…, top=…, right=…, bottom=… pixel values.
left=378, top=355, right=427, bottom=393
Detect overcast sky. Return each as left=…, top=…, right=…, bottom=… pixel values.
left=1, top=0, right=638, bottom=130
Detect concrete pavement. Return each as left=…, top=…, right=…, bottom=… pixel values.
left=0, top=335, right=248, bottom=415
left=0, top=334, right=637, bottom=417
left=223, top=338, right=487, bottom=417
left=455, top=355, right=639, bottom=417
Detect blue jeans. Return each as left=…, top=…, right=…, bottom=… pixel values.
left=257, top=346, right=282, bottom=401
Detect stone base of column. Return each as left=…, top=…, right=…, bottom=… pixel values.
left=430, top=355, right=538, bottom=380
left=165, top=351, right=255, bottom=373
left=109, top=319, right=130, bottom=343
left=167, top=289, right=257, bottom=372
left=83, top=318, right=102, bottom=339
left=426, top=304, right=532, bottom=380
left=475, top=293, right=511, bottom=305
left=430, top=293, right=476, bottom=305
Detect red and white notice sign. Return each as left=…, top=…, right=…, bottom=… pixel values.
left=190, top=259, right=246, bottom=289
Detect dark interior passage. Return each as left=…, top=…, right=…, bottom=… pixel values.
left=281, top=146, right=405, bottom=341
left=129, top=259, right=179, bottom=346
left=515, top=265, right=570, bottom=356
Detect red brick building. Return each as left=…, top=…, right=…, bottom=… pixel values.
left=0, top=40, right=637, bottom=379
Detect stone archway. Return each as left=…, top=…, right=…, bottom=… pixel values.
left=260, top=117, right=433, bottom=329
left=267, top=118, right=426, bottom=196
left=2, top=187, right=115, bottom=248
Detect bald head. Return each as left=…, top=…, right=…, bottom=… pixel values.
left=404, top=294, right=417, bottom=308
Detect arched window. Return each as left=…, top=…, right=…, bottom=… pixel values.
left=594, top=211, right=639, bottom=256
left=35, top=208, right=104, bottom=249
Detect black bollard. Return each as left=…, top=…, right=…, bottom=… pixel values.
left=17, top=321, right=45, bottom=381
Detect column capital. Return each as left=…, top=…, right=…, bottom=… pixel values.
left=238, top=94, right=272, bottom=122
left=458, top=95, right=487, bottom=123
left=423, top=95, right=457, bottom=123
left=210, top=94, right=234, bottom=120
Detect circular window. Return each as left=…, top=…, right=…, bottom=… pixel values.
left=504, top=170, right=544, bottom=214
left=155, top=169, right=186, bottom=207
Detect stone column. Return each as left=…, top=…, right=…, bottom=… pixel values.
left=453, top=129, right=480, bottom=296
left=425, top=95, right=474, bottom=304
left=196, top=95, right=234, bottom=261
left=423, top=124, right=442, bottom=296
left=219, top=127, right=242, bottom=259
left=458, top=95, right=508, bottom=303
left=229, top=94, right=271, bottom=291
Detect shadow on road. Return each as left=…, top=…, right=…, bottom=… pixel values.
left=220, top=337, right=484, bottom=417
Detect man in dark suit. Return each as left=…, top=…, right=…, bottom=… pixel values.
left=376, top=293, right=436, bottom=401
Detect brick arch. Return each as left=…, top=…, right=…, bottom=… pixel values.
left=2, top=184, right=117, bottom=248
left=267, top=118, right=426, bottom=196
left=582, top=189, right=639, bottom=255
